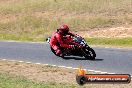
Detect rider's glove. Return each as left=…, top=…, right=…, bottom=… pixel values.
left=75, top=34, right=82, bottom=38
left=78, top=45, right=83, bottom=48
left=69, top=45, right=75, bottom=49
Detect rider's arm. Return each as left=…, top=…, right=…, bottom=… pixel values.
left=68, top=32, right=76, bottom=36
left=56, top=34, right=72, bottom=48
left=68, top=32, right=81, bottom=37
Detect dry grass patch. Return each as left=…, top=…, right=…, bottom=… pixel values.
left=77, top=27, right=132, bottom=38
left=0, top=60, right=76, bottom=84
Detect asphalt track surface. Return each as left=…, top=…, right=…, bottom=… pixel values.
left=0, top=41, right=132, bottom=75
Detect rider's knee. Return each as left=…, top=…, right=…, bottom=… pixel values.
left=56, top=49, right=61, bottom=56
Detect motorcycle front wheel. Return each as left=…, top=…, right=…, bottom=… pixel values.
left=83, top=47, right=96, bottom=60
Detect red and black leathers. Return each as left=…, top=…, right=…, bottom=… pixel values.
left=50, top=31, right=76, bottom=56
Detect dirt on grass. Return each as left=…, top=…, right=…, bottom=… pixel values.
left=77, top=27, right=132, bottom=38
left=0, top=59, right=132, bottom=88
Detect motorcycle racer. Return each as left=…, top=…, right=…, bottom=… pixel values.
left=50, top=24, right=81, bottom=57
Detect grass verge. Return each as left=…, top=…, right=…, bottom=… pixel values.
left=86, top=37, right=132, bottom=47
left=0, top=73, right=77, bottom=88
left=1, top=35, right=132, bottom=48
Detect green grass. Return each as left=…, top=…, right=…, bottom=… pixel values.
left=0, top=73, right=77, bottom=88
left=86, top=37, right=132, bottom=47
left=0, top=0, right=131, bottom=14
left=0, top=0, right=132, bottom=46
left=0, top=15, right=120, bottom=42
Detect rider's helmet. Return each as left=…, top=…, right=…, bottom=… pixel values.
left=58, top=24, right=69, bottom=35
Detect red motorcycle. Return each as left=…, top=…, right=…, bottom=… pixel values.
left=46, top=36, right=96, bottom=60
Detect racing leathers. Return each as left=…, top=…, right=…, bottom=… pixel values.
left=50, top=31, right=76, bottom=56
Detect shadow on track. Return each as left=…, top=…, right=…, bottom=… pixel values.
left=91, top=58, right=104, bottom=61
left=63, top=56, right=103, bottom=61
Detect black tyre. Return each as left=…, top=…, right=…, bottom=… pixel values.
left=83, top=47, right=96, bottom=60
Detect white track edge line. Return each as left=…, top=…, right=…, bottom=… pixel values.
left=0, top=59, right=132, bottom=78
left=52, top=65, right=57, bottom=67
left=94, top=71, right=102, bottom=73
left=26, top=62, right=32, bottom=64
left=2, top=59, right=7, bottom=61
left=65, top=67, right=73, bottom=69
left=35, top=63, right=41, bottom=65
left=100, top=72, right=108, bottom=74
left=18, top=61, right=24, bottom=63
left=58, top=66, right=66, bottom=68
left=72, top=68, right=78, bottom=70
left=43, top=64, right=49, bottom=66
left=88, top=70, right=95, bottom=72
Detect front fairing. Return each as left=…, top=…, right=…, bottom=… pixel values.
left=73, top=36, right=88, bottom=47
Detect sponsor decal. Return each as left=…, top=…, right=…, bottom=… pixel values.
left=76, top=67, right=131, bottom=85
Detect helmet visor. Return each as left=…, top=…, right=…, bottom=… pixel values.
left=63, top=29, right=69, bottom=34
